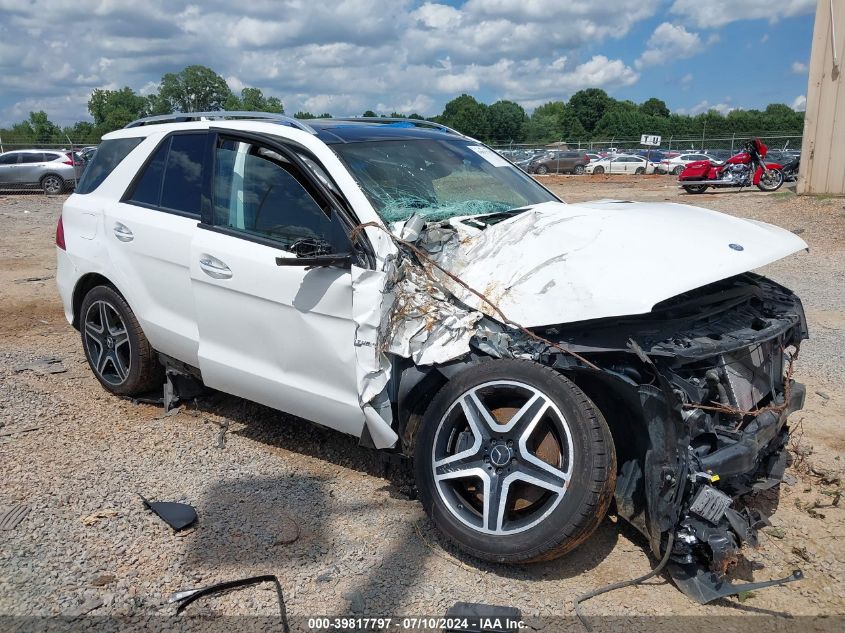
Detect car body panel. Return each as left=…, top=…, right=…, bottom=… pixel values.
left=427, top=200, right=808, bottom=327
left=189, top=227, right=365, bottom=434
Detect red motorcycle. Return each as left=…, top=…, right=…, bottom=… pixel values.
left=678, top=138, right=784, bottom=193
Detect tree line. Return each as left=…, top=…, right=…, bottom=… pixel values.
left=0, top=65, right=805, bottom=147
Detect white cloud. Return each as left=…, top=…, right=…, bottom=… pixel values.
left=0, top=0, right=658, bottom=125
left=791, top=61, right=808, bottom=74
left=635, top=22, right=705, bottom=69
left=760, top=34, right=769, bottom=43
left=681, top=73, right=693, bottom=84
left=791, top=95, right=807, bottom=111
left=679, top=100, right=737, bottom=116
left=670, top=0, right=816, bottom=29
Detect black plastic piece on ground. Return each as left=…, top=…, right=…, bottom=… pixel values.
left=169, top=574, right=289, bottom=632
left=444, top=602, right=522, bottom=633
left=139, top=495, right=197, bottom=531
left=668, top=562, right=804, bottom=603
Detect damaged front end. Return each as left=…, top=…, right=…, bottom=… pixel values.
left=350, top=202, right=809, bottom=601
left=531, top=273, right=808, bottom=602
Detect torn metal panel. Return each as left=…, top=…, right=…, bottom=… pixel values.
left=351, top=266, right=398, bottom=449
left=385, top=259, right=482, bottom=366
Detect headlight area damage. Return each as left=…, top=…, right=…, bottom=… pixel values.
left=350, top=206, right=809, bottom=603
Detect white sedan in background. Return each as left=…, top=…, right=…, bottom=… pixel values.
left=585, top=154, right=657, bottom=175
left=655, top=152, right=713, bottom=175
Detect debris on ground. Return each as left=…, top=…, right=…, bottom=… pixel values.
left=80, top=510, right=119, bottom=526
left=0, top=504, right=30, bottom=530
left=169, top=574, right=289, bottom=631
left=14, top=275, right=54, bottom=283
left=140, top=495, right=197, bottom=531
left=12, top=357, right=66, bottom=375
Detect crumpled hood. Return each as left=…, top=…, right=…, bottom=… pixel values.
left=429, top=200, right=808, bottom=328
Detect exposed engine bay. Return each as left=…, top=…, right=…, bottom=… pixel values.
left=527, top=273, right=807, bottom=601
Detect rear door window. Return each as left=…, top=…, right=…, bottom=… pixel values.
left=160, top=134, right=205, bottom=216
left=76, top=137, right=143, bottom=194
left=19, top=153, right=45, bottom=164
left=124, top=132, right=206, bottom=217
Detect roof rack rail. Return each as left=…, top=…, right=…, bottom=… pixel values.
left=124, top=111, right=317, bottom=134
left=325, top=117, right=472, bottom=140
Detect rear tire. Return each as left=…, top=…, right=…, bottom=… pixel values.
left=672, top=166, right=683, bottom=175
left=40, top=174, right=64, bottom=195
left=634, top=167, right=645, bottom=175
left=573, top=164, right=585, bottom=175
left=535, top=165, right=549, bottom=175
left=683, top=184, right=708, bottom=194
left=757, top=168, right=784, bottom=192
left=79, top=285, right=162, bottom=396
left=414, top=359, right=616, bottom=563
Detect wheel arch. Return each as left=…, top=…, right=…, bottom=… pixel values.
left=71, top=272, right=123, bottom=330
left=562, top=367, right=651, bottom=532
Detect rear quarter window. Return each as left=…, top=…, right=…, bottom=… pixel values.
left=75, top=137, right=143, bottom=194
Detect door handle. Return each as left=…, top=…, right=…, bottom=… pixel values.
left=113, top=222, right=134, bottom=242
left=199, top=254, right=233, bottom=279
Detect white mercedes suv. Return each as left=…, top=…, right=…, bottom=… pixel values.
left=57, top=113, right=808, bottom=600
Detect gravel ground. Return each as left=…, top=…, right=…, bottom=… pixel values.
left=0, top=180, right=843, bottom=631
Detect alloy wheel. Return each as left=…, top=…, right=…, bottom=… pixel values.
left=42, top=176, right=63, bottom=195
left=83, top=299, right=131, bottom=386
left=431, top=380, right=574, bottom=535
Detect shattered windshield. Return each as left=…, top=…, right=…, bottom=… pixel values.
left=331, top=138, right=558, bottom=223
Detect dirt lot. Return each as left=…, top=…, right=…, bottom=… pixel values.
left=1, top=176, right=844, bottom=630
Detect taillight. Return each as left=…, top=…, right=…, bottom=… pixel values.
left=63, top=154, right=74, bottom=166
left=56, top=215, right=66, bottom=250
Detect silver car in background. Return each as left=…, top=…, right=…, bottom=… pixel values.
left=0, top=149, right=82, bottom=194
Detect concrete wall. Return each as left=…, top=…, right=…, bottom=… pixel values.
left=799, top=0, right=845, bottom=195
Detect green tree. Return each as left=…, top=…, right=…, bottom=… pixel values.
left=10, top=111, right=61, bottom=144
left=487, top=100, right=526, bottom=142
left=362, top=110, right=377, bottom=117
left=639, top=97, right=670, bottom=118
left=224, top=87, right=284, bottom=113
left=88, top=87, right=149, bottom=131
left=439, top=94, right=490, bottom=139
left=568, top=88, right=612, bottom=133
left=148, top=65, right=232, bottom=114
left=294, top=111, right=316, bottom=119
left=559, top=107, right=587, bottom=140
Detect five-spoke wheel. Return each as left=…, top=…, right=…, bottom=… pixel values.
left=415, top=359, right=616, bottom=563
left=432, top=381, right=573, bottom=535
left=84, top=299, right=131, bottom=386
left=79, top=285, right=162, bottom=396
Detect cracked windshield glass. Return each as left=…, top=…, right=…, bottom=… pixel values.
left=332, top=138, right=558, bottom=223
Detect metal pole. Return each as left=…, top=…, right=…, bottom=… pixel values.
left=701, top=121, right=706, bottom=151
left=0, top=133, right=3, bottom=154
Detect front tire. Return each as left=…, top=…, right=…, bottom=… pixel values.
left=79, top=285, right=162, bottom=396
left=592, top=166, right=605, bottom=175
left=414, top=359, right=616, bottom=563
left=683, top=184, right=708, bottom=194
left=672, top=166, right=683, bottom=175
left=535, top=165, right=549, bottom=175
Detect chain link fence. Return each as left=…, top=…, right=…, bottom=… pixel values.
left=0, top=136, right=101, bottom=195
left=490, top=133, right=803, bottom=175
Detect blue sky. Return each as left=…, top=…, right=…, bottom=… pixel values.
left=0, top=0, right=816, bottom=127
